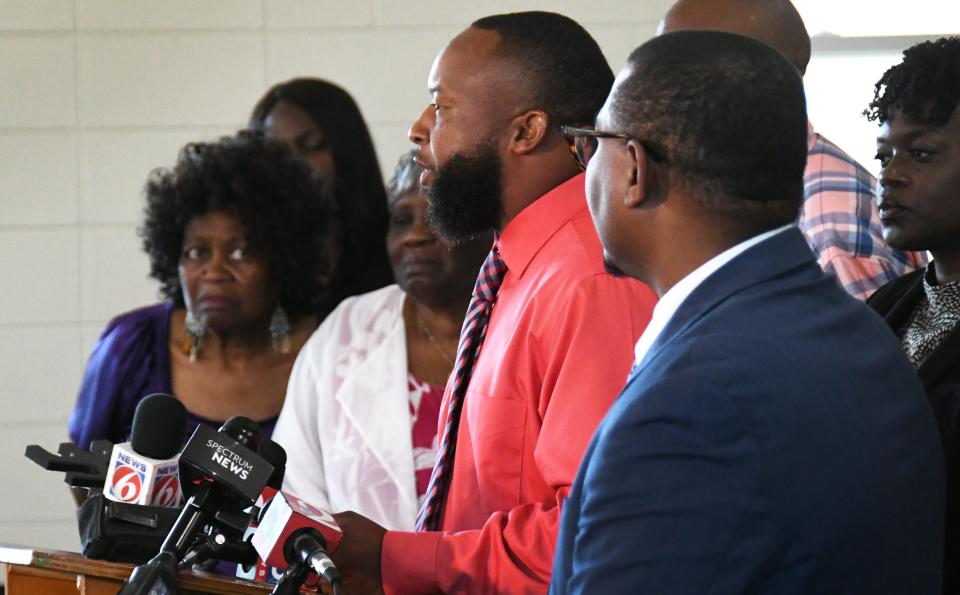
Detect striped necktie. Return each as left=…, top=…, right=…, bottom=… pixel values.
left=415, top=244, right=508, bottom=531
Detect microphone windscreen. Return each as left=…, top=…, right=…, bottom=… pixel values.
left=219, top=416, right=261, bottom=452
left=259, top=440, right=287, bottom=490
left=130, top=393, right=187, bottom=459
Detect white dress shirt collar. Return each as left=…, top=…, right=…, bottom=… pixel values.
left=633, top=224, right=794, bottom=367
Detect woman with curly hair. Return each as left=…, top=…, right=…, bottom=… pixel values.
left=250, top=78, right=394, bottom=314
left=68, top=130, right=336, bottom=449
left=865, top=36, right=960, bottom=593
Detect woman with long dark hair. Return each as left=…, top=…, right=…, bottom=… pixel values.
left=251, top=78, right=394, bottom=313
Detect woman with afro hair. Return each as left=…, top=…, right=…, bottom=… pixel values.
left=865, top=36, right=960, bottom=593
left=69, top=130, right=337, bottom=450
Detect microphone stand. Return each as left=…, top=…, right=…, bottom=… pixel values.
left=118, top=482, right=214, bottom=595
left=271, top=559, right=311, bottom=595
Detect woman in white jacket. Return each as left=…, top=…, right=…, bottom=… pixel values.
left=272, top=150, right=490, bottom=530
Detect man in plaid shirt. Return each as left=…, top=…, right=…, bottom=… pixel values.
left=660, top=0, right=926, bottom=300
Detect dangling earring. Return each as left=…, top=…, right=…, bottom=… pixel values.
left=184, top=310, right=206, bottom=363
left=270, top=305, right=291, bottom=354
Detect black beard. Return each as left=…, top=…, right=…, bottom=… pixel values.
left=425, top=142, right=504, bottom=242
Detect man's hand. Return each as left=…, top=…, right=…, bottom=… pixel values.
left=331, top=511, right=387, bottom=595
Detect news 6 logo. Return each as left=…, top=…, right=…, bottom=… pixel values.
left=110, top=463, right=144, bottom=502
left=151, top=473, right=180, bottom=507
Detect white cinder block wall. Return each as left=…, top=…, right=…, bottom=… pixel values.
left=0, top=0, right=672, bottom=554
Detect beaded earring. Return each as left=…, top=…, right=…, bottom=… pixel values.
left=269, top=305, right=291, bottom=354
left=183, top=310, right=206, bottom=363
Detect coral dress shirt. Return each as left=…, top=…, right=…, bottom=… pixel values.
left=380, top=174, right=657, bottom=593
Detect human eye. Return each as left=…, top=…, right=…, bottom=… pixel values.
left=303, top=136, right=329, bottom=154
left=389, top=205, right=413, bottom=226
left=874, top=150, right=891, bottom=168
left=228, top=246, right=247, bottom=261
left=182, top=246, right=203, bottom=261
left=909, top=147, right=937, bottom=162
left=391, top=213, right=413, bottom=226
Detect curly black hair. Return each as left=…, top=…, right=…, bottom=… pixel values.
left=139, top=130, right=337, bottom=319
left=865, top=36, right=960, bottom=126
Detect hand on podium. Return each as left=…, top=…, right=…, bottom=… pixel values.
left=330, top=511, right=387, bottom=595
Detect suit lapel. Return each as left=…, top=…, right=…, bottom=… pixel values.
left=627, top=227, right=816, bottom=389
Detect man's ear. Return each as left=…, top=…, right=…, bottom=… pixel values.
left=625, top=139, right=660, bottom=208
left=508, top=110, right=550, bottom=155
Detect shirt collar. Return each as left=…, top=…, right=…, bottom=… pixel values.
left=807, top=120, right=817, bottom=152
left=498, top=174, right=586, bottom=279
left=633, top=223, right=795, bottom=366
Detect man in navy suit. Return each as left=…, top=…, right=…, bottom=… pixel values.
left=552, top=31, right=945, bottom=594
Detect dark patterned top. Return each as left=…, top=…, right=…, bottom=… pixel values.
left=899, top=265, right=960, bottom=367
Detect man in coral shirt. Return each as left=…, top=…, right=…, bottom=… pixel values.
left=329, top=11, right=657, bottom=594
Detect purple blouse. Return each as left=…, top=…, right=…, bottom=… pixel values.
left=68, top=303, right=277, bottom=450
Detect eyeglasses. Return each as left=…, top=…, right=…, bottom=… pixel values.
left=560, top=124, right=665, bottom=171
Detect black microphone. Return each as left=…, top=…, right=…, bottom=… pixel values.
left=271, top=528, right=341, bottom=595
left=181, top=439, right=289, bottom=572
left=119, top=416, right=274, bottom=595
left=103, top=394, right=187, bottom=506
left=27, top=394, right=190, bottom=565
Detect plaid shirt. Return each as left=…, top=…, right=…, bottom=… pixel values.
left=800, top=125, right=926, bottom=300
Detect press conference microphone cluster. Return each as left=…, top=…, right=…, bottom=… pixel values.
left=253, top=491, right=343, bottom=595
left=119, top=415, right=275, bottom=595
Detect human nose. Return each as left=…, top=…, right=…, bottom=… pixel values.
left=408, top=105, right=433, bottom=146
left=879, top=153, right=908, bottom=190
left=403, top=214, right=438, bottom=247
left=200, top=251, right=231, bottom=280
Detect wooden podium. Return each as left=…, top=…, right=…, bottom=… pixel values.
left=0, top=544, right=272, bottom=595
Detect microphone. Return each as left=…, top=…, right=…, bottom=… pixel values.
left=103, top=394, right=187, bottom=506
left=180, top=439, right=289, bottom=573
left=235, top=440, right=288, bottom=583
left=119, top=416, right=274, bottom=595
left=252, top=491, right=342, bottom=592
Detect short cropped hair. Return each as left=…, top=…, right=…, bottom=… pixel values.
left=614, top=30, right=807, bottom=228
left=140, top=130, right=336, bottom=319
left=865, top=36, right=960, bottom=126
left=472, top=11, right=613, bottom=125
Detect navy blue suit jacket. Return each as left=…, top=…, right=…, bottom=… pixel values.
left=551, top=228, right=944, bottom=594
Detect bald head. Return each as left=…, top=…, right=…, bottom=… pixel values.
left=659, top=0, right=811, bottom=74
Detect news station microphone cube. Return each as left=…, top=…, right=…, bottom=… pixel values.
left=252, top=492, right=342, bottom=568
left=236, top=486, right=282, bottom=584
left=178, top=424, right=273, bottom=508
left=103, top=443, right=182, bottom=507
